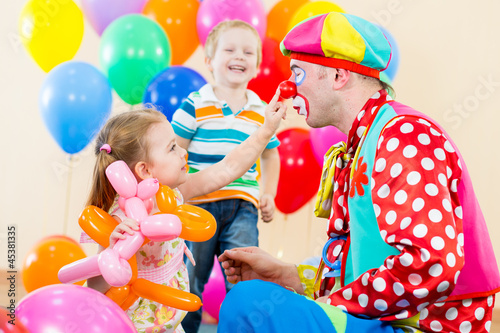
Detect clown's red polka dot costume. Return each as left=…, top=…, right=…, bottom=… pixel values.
left=319, top=90, right=500, bottom=332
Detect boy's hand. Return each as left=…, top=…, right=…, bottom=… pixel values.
left=109, top=218, right=139, bottom=248
left=259, top=193, right=275, bottom=222
left=263, top=88, right=287, bottom=133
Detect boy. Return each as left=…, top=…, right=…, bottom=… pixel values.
left=171, top=20, right=280, bottom=333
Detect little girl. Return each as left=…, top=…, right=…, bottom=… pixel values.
left=83, top=91, right=286, bottom=332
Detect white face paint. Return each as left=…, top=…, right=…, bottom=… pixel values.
left=291, top=66, right=310, bottom=118
left=292, top=93, right=309, bottom=118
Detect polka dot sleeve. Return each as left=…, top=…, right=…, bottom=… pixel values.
left=327, top=116, right=465, bottom=320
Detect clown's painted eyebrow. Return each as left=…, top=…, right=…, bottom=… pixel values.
left=291, top=64, right=301, bottom=71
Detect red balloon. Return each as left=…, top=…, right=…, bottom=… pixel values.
left=248, top=38, right=289, bottom=103
left=275, top=128, right=322, bottom=214
left=278, top=80, right=297, bottom=99
left=0, top=308, right=29, bottom=333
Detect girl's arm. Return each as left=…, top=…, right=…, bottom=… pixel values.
left=179, top=90, right=286, bottom=200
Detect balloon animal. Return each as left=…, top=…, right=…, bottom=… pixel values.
left=59, top=160, right=217, bottom=311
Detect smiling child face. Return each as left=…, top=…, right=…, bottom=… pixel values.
left=207, top=27, right=259, bottom=89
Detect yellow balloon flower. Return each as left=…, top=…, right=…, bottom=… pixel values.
left=19, top=0, right=84, bottom=72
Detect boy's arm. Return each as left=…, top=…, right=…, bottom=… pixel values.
left=259, top=147, right=280, bottom=222
left=179, top=90, right=286, bottom=201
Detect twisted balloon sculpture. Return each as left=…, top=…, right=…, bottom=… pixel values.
left=58, top=160, right=216, bottom=311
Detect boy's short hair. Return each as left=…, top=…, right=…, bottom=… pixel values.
left=204, top=20, right=262, bottom=67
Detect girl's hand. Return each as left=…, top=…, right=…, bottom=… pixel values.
left=109, top=218, right=139, bottom=248
left=263, top=88, right=287, bottom=134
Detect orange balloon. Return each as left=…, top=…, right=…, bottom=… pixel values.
left=143, top=0, right=200, bottom=65
left=79, top=206, right=150, bottom=247
left=22, top=235, right=86, bottom=292
left=175, top=204, right=217, bottom=242
left=105, top=284, right=131, bottom=306
left=288, top=1, right=345, bottom=31
left=266, top=0, right=309, bottom=43
left=120, top=290, right=140, bottom=311
left=156, top=185, right=179, bottom=213
left=132, top=278, right=202, bottom=312
left=79, top=206, right=118, bottom=248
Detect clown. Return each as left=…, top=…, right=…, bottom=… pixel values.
left=217, top=12, right=500, bottom=333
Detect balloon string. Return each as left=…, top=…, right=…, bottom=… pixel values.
left=42, top=169, right=50, bottom=236
left=62, top=155, right=74, bottom=235
left=276, top=214, right=287, bottom=259
left=306, top=201, right=313, bottom=253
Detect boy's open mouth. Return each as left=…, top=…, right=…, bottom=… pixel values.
left=229, top=65, right=245, bottom=72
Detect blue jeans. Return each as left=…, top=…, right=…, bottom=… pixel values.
left=182, top=199, right=258, bottom=333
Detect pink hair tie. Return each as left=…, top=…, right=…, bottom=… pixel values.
left=100, top=144, right=111, bottom=154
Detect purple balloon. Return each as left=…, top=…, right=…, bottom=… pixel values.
left=81, top=0, right=147, bottom=35
left=16, top=284, right=136, bottom=332
left=196, top=0, right=267, bottom=45
left=309, top=126, right=347, bottom=165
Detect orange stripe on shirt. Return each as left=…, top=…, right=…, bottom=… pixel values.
left=236, top=110, right=264, bottom=125
left=196, top=106, right=224, bottom=122
left=187, top=189, right=258, bottom=208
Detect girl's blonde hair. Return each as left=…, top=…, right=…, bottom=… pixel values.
left=86, top=108, right=167, bottom=212
left=204, top=20, right=263, bottom=67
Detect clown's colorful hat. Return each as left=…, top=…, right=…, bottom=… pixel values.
left=281, top=12, right=392, bottom=79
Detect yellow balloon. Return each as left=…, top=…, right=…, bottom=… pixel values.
left=288, top=1, right=345, bottom=31
left=19, top=0, right=84, bottom=72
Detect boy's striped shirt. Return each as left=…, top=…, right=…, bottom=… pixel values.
left=172, top=84, right=280, bottom=206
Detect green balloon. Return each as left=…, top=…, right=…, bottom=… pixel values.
left=100, top=14, right=171, bottom=105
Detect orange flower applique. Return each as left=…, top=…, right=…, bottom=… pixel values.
left=349, top=156, right=369, bottom=198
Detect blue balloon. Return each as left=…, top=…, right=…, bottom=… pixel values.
left=143, top=66, right=207, bottom=122
left=378, top=25, right=400, bottom=82
left=39, top=61, right=113, bottom=154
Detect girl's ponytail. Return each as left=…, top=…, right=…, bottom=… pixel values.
left=86, top=147, right=117, bottom=212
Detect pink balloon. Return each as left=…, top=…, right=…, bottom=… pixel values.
left=309, top=126, right=347, bottom=165
left=16, top=284, right=136, bottom=332
left=106, top=160, right=139, bottom=199
left=202, top=256, right=226, bottom=321
left=81, top=0, right=147, bottom=35
left=196, top=0, right=267, bottom=45
left=141, top=214, right=182, bottom=242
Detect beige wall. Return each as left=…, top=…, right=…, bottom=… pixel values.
left=2, top=0, right=500, bottom=304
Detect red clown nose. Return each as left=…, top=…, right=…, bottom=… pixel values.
left=278, top=80, right=297, bottom=99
